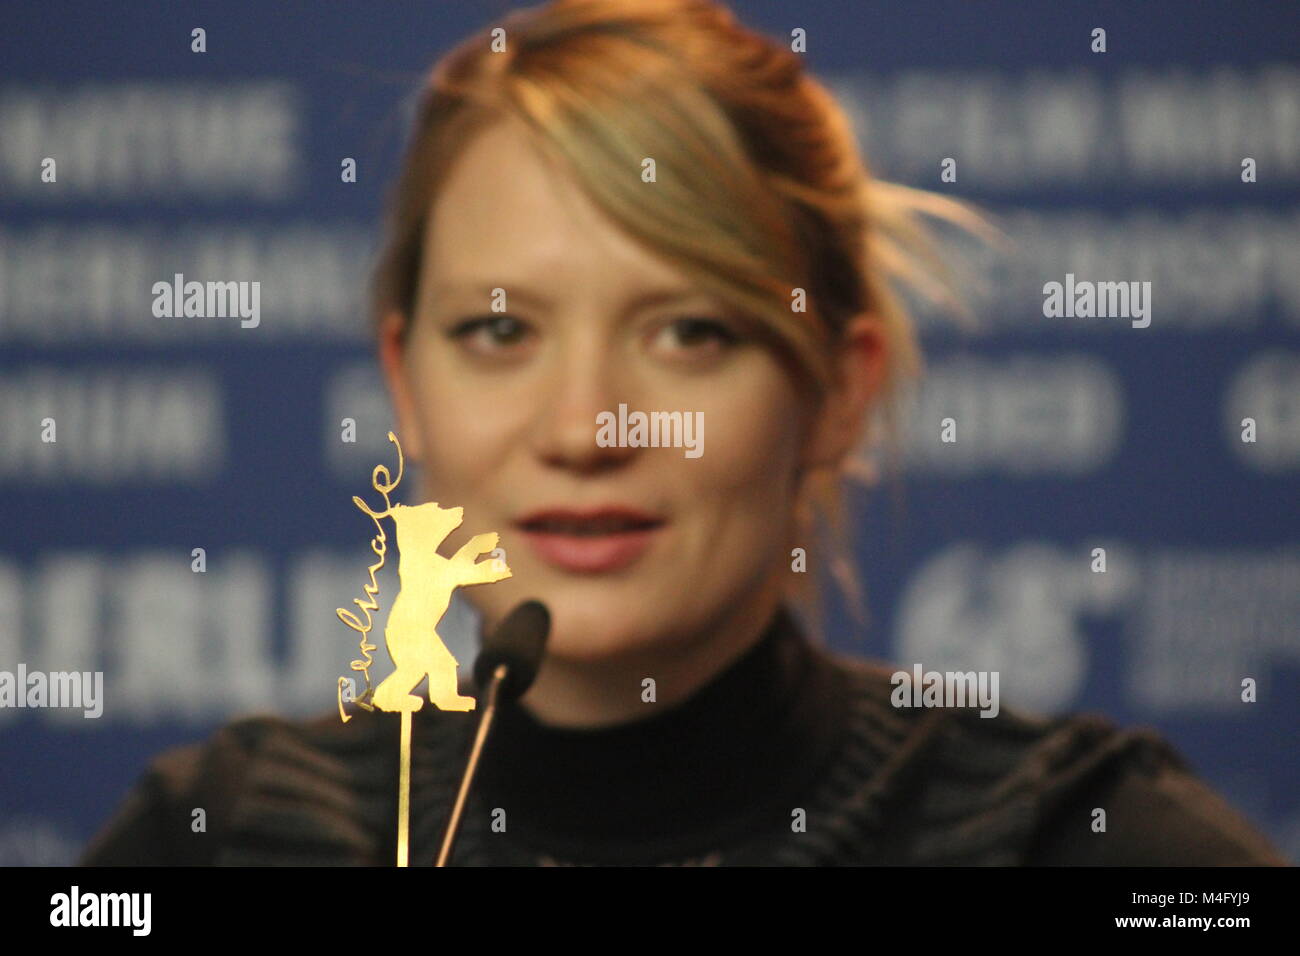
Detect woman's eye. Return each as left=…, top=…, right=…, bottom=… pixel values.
left=447, top=315, right=531, bottom=354
left=653, top=317, right=742, bottom=356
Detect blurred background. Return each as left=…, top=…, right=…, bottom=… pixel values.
left=1, top=0, right=1296, bottom=864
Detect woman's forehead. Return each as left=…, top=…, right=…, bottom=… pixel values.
left=419, top=121, right=699, bottom=306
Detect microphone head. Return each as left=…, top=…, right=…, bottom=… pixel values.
left=473, top=599, right=550, bottom=701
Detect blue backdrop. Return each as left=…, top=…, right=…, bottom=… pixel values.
left=1, top=0, right=1296, bottom=864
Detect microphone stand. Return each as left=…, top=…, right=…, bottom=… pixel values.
left=435, top=662, right=508, bottom=866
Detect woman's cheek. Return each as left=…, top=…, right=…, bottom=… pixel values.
left=715, top=393, right=798, bottom=488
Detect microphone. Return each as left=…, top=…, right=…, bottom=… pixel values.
left=435, top=599, right=550, bottom=866
left=472, top=599, right=549, bottom=703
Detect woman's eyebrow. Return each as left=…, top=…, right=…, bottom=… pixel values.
left=619, top=287, right=722, bottom=316
left=426, top=281, right=554, bottom=309
left=425, top=281, right=715, bottom=314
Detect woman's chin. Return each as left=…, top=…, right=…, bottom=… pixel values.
left=468, top=579, right=689, bottom=662
left=539, top=608, right=666, bottom=663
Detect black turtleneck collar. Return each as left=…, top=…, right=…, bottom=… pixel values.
left=470, top=604, right=852, bottom=863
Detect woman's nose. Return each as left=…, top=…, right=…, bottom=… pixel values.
left=529, top=342, right=636, bottom=473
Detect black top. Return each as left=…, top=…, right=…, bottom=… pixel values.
left=80, top=606, right=1285, bottom=866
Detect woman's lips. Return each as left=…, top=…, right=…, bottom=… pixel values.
left=517, top=524, right=663, bottom=573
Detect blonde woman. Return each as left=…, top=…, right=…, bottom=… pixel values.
left=83, top=0, right=1283, bottom=866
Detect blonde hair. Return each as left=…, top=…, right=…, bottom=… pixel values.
left=370, top=0, right=1001, bottom=643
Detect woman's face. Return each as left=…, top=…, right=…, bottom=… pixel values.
left=382, top=117, right=840, bottom=663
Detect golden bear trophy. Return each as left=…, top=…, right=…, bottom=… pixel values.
left=335, top=431, right=512, bottom=866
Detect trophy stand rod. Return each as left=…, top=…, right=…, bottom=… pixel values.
left=397, top=709, right=412, bottom=867
left=435, top=663, right=507, bottom=867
